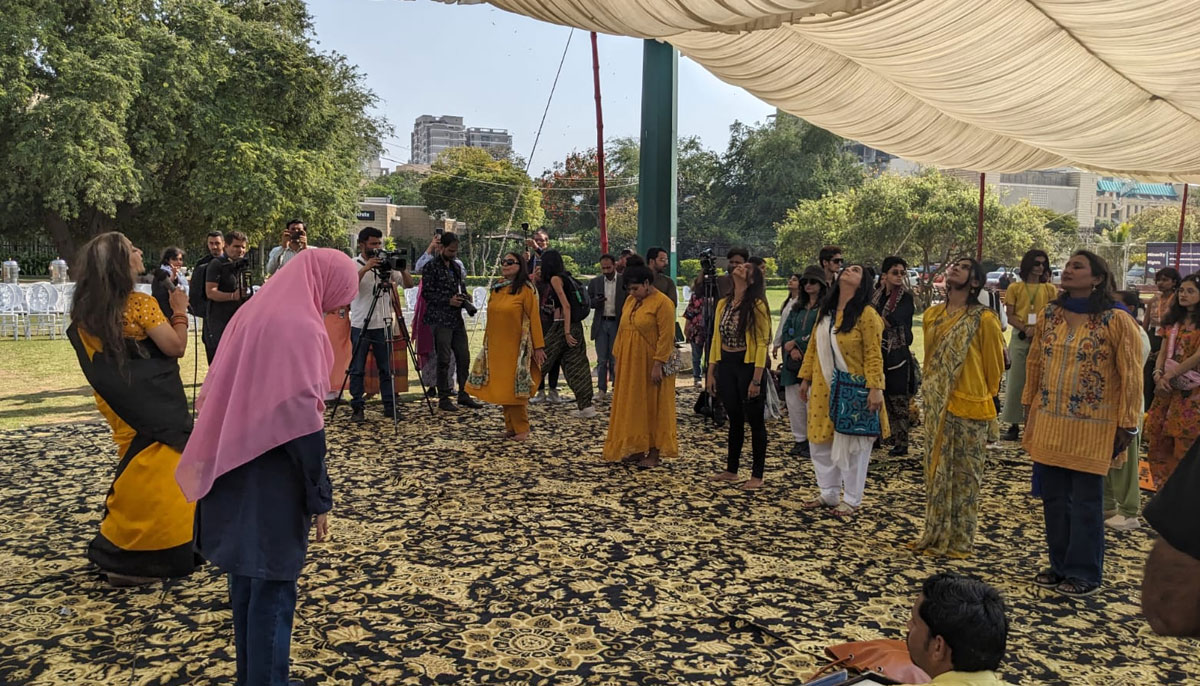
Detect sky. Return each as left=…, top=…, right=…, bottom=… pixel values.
left=305, top=0, right=777, bottom=176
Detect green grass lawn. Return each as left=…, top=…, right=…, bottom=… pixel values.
left=1, top=289, right=953, bottom=430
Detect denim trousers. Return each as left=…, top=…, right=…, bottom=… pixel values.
left=1039, top=464, right=1105, bottom=584
left=228, top=574, right=298, bottom=686
left=349, top=326, right=393, bottom=409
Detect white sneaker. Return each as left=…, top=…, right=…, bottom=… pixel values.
left=573, top=406, right=598, bottom=419
left=530, top=390, right=546, bottom=404
left=1105, top=514, right=1140, bottom=531
left=548, top=390, right=563, bottom=403
left=595, top=390, right=608, bottom=402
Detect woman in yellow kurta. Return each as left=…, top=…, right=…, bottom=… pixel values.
left=798, top=263, right=889, bottom=518
left=1023, top=251, right=1142, bottom=597
left=999, top=250, right=1056, bottom=440
left=602, top=265, right=678, bottom=467
left=913, top=258, right=1005, bottom=558
left=467, top=252, right=546, bottom=440
left=66, top=232, right=200, bottom=586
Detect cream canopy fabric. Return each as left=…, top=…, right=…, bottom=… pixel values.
left=444, top=0, right=1200, bottom=182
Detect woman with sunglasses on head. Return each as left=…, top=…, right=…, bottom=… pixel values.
left=465, top=253, right=547, bottom=441
left=774, top=267, right=826, bottom=457
left=1000, top=249, right=1056, bottom=442
left=1023, top=250, right=1142, bottom=597
left=151, top=246, right=189, bottom=319
left=798, top=262, right=889, bottom=518
left=1145, top=274, right=1200, bottom=490
left=872, top=256, right=916, bottom=456
left=708, top=262, right=773, bottom=490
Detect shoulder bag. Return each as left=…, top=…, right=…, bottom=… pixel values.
left=808, top=639, right=930, bottom=685
left=828, top=319, right=882, bottom=437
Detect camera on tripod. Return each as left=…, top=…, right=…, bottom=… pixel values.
left=366, top=248, right=407, bottom=278
left=698, top=248, right=718, bottom=277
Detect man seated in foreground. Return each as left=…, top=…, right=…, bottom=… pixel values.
left=903, top=572, right=1008, bottom=685
left=1142, top=438, right=1200, bottom=637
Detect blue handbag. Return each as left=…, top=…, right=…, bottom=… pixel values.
left=827, top=320, right=882, bottom=437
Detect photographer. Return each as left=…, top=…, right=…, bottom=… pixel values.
left=266, top=219, right=308, bottom=276
left=348, top=227, right=414, bottom=423
left=420, top=232, right=482, bottom=412
left=204, top=231, right=251, bottom=364
left=525, top=229, right=550, bottom=272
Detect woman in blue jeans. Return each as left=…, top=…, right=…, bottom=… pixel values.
left=177, top=249, right=358, bottom=685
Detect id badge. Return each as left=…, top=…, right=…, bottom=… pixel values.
left=1027, top=313, right=1037, bottom=326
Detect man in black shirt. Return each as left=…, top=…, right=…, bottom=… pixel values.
left=1142, top=440, right=1200, bottom=637
left=204, top=231, right=250, bottom=364
left=190, top=231, right=225, bottom=362
left=420, top=232, right=481, bottom=412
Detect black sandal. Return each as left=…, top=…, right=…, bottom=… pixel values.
left=1033, top=570, right=1063, bottom=588
left=1054, top=579, right=1101, bottom=597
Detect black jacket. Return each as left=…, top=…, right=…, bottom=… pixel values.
left=586, top=273, right=627, bottom=340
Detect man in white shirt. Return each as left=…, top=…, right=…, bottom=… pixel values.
left=266, top=219, right=308, bottom=276
left=348, top=226, right=414, bottom=423
left=586, top=254, right=626, bottom=400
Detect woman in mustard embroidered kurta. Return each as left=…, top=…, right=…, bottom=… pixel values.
left=466, top=253, right=546, bottom=440
left=603, top=265, right=678, bottom=466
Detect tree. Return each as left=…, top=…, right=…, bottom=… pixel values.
left=711, top=112, right=863, bottom=254
left=361, top=170, right=425, bottom=206
left=1128, top=205, right=1200, bottom=244
left=419, top=146, right=544, bottom=275
left=0, top=0, right=387, bottom=262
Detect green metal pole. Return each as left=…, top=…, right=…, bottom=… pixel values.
left=637, top=39, right=678, bottom=281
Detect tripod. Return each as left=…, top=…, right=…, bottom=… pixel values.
left=692, top=268, right=726, bottom=427
left=330, top=277, right=434, bottom=432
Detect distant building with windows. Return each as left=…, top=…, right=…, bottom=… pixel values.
left=1094, top=178, right=1181, bottom=224
left=410, top=115, right=513, bottom=164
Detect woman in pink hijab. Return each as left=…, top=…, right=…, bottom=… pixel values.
left=176, top=248, right=357, bottom=686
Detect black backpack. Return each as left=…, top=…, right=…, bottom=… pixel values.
left=564, top=275, right=591, bottom=324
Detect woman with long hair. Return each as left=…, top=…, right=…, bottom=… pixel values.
left=537, top=249, right=596, bottom=417
left=1023, top=250, right=1142, bottom=596
left=1000, top=249, right=1056, bottom=442
left=1145, top=274, right=1200, bottom=489
left=67, top=232, right=198, bottom=586
left=798, top=263, right=889, bottom=518
left=872, top=256, right=916, bottom=456
left=150, top=246, right=189, bottom=318
left=466, top=252, right=547, bottom=441
left=708, top=262, right=773, bottom=489
left=177, top=249, right=358, bottom=685
left=603, top=264, right=678, bottom=467
left=776, top=268, right=826, bottom=456
left=1144, top=267, right=1182, bottom=408
left=912, top=258, right=1005, bottom=558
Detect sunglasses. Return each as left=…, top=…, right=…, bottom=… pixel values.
left=830, top=258, right=844, bottom=264
left=802, top=279, right=823, bottom=286
left=501, top=259, right=519, bottom=266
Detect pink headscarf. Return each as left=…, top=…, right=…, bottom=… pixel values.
left=175, top=248, right=359, bottom=502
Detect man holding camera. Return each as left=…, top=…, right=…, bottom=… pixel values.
left=348, top=227, right=415, bottom=422
left=266, top=219, right=308, bottom=276
left=204, top=231, right=250, bottom=363
left=525, top=229, right=550, bottom=272
left=420, top=231, right=482, bottom=412
left=587, top=254, right=625, bottom=400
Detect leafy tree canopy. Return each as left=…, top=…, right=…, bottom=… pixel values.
left=361, top=170, right=425, bottom=206
left=0, top=0, right=387, bottom=261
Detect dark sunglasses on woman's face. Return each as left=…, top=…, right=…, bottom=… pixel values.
left=831, top=258, right=844, bottom=265
left=501, top=259, right=519, bottom=266
left=802, top=279, right=822, bottom=286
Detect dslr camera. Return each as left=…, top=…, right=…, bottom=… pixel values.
left=458, top=285, right=478, bottom=317
left=366, top=248, right=407, bottom=278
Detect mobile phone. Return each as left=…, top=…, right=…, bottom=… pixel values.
left=435, top=228, right=444, bottom=236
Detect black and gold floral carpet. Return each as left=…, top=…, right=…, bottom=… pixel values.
left=1, top=394, right=1196, bottom=685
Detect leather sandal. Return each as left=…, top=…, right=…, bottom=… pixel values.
left=1033, top=570, right=1064, bottom=588
left=1054, top=579, right=1101, bottom=597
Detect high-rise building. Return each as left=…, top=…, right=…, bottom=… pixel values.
left=466, top=127, right=513, bottom=156
left=410, top=115, right=466, bottom=165
left=410, top=115, right=513, bottom=164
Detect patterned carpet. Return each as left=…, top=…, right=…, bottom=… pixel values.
left=1, top=391, right=1197, bottom=686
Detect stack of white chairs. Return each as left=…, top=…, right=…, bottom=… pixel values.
left=0, top=283, right=28, bottom=340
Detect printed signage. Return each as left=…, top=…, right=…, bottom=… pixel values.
left=356, top=210, right=375, bottom=221
left=1146, top=242, right=1200, bottom=277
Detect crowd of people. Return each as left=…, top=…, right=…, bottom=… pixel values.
left=62, top=226, right=1200, bottom=684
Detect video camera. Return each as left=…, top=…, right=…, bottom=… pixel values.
left=366, top=248, right=408, bottom=277
left=698, top=248, right=718, bottom=277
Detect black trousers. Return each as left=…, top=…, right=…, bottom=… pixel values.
left=433, top=322, right=470, bottom=399
left=716, top=350, right=767, bottom=478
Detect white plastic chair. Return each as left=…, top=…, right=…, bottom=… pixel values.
left=26, top=282, right=64, bottom=339
left=682, top=285, right=692, bottom=303
left=0, top=283, right=29, bottom=340
left=471, top=287, right=488, bottom=323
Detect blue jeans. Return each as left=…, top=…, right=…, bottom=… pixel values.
left=1040, top=464, right=1105, bottom=584
left=690, top=342, right=705, bottom=381
left=350, top=326, right=393, bottom=409
left=593, top=318, right=618, bottom=392
left=228, top=574, right=298, bottom=686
